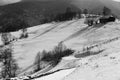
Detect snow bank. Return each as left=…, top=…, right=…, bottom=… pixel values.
left=35, top=68, right=75, bottom=80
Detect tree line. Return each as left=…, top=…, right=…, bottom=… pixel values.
left=0, top=7, right=87, bottom=32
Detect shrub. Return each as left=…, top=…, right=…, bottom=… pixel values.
left=41, top=42, right=74, bottom=65
left=75, top=47, right=104, bottom=58
left=19, top=28, right=28, bottom=39
left=1, top=33, right=13, bottom=45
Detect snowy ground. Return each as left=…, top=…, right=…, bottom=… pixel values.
left=63, top=52, right=120, bottom=80
left=8, top=18, right=120, bottom=80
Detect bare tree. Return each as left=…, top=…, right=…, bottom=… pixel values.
left=54, top=42, right=67, bottom=53
left=34, top=52, right=42, bottom=72
left=1, top=46, right=18, bottom=79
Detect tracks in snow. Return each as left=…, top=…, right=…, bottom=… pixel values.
left=32, top=20, right=78, bottom=39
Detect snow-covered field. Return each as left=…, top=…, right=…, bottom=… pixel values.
left=6, top=18, right=120, bottom=80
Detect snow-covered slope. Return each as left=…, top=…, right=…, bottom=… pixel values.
left=13, top=19, right=86, bottom=73
left=63, top=52, right=120, bottom=80
left=11, top=18, right=120, bottom=80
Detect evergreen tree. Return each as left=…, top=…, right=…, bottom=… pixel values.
left=103, top=6, right=111, bottom=16
left=66, top=7, right=72, bottom=14
left=83, top=9, right=88, bottom=15
left=78, top=9, right=82, bottom=18
left=65, top=7, right=73, bottom=20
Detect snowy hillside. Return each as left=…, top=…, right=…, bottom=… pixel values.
left=9, top=18, right=120, bottom=80
left=13, top=19, right=86, bottom=73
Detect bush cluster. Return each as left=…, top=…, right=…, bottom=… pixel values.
left=34, top=42, right=74, bottom=72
